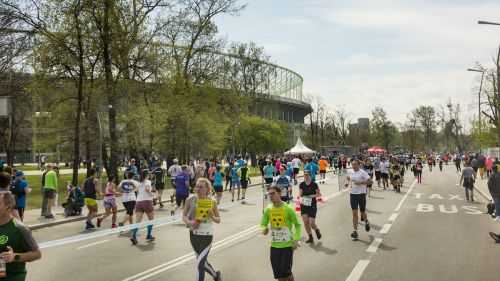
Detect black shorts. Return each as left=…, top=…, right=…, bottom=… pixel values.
left=155, top=182, right=165, bottom=190
left=350, top=193, right=367, bottom=212
left=293, top=168, right=299, bottom=176
left=123, top=201, right=136, bottom=216
left=381, top=173, right=389, bottom=180
left=176, top=194, right=187, bottom=207
left=300, top=206, right=317, bottom=218
left=375, top=171, right=381, bottom=180
left=241, top=180, right=248, bottom=189
left=265, top=178, right=273, bottom=185
left=270, top=247, right=294, bottom=279
left=213, top=185, right=223, bottom=193
left=319, top=170, right=326, bottom=174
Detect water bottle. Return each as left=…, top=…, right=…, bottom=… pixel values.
left=0, top=258, right=6, bottom=278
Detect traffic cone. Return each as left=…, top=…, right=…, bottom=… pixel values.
left=295, top=197, right=301, bottom=212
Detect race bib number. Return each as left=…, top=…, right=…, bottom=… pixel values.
left=195, top=199, right=213, bottom=221
left=271, top=227, right=291, bottom=243
left=280, top=187, right=288, bottom=197
left=193, top=222, right=213, bottom=236
left=302, top=197, right=313, bottom=207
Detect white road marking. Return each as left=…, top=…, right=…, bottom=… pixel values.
left=345, top=260, right=370, bottom=281
left=76, top=239, right=109, bottom=250
left=388, top=213, right=398, bottom=222
left=366, top=238, right=383, bottom=253
left=394, top=179, right=417, bottom=212
left=122, top=225, right=260, bottom=281
left=379, top=223, right=392, bottom=234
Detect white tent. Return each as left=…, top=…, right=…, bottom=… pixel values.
left=284, top=137, right=315, bottom=155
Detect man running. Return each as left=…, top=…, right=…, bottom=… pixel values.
left=373, top=157, right=381, bottom=188
left=345, top=160, right=371, bottom=240
left=264, top=160, right=275, bottom=186
left=240, top=162, right=250, bottom=201
left=118, top=172, right=139, bottom=227
left=173, top=165, right=190, bottom=215
left=318, top=156, right=328, bottom=182
left=460, top=162, right=476, bottom=202
left=273, top=165, right=293, bottom=203
left=83, top=169, right=101, bottom=230
left=380, top=157, right=390, bottom=190
left=230, top=162, right=242, bottom=202
left=152, top=165, right=165, bottom=208
left=261, top=185, right=301, bottom=281
left=299, top=171, right=322, bottom=244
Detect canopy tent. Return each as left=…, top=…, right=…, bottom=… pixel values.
left=367, top=146, right=386, bottom=153
left=284, top=137, right=315, bottom=155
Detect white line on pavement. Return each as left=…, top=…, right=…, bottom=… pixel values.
left=122, top=225, right=260, bottom=281
left=345, top=260, right=371, bottom=281
left=76, top=239, right=109, bottom=250
left=379, top=223, right=392, bottom=234
left=394, top=179, right=417, bottom=212
left=366, top=238, right=383, bottom=253
left=388, top=213, right=399, bottom=222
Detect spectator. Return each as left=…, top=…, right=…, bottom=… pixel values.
left=43, top=164, right=58, bottom=219
left=12, top=171, right=31, bottom=221
left=489, top=232, right=500, bottom=243
left=487, top=165, right=500, bottom=222
left=0, top=192, right=41, bottom=280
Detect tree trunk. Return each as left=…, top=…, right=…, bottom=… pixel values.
left=72, top=1, right=84, bottom=186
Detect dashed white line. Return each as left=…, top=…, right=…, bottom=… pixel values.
left=388, top=213, right=399, bottom=222
left=76, top=239, right=109, bottom=250
left=366, top=238, right=383, bottom=253
left=379, top=223, right=392, bottom=234
left=345, top=260, right=371, bottom=281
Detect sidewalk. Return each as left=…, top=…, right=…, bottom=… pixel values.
left=25, top=172, right=314, bottom=230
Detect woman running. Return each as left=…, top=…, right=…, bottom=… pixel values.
left=415, top=160, right=423, bottom=184
left=213, top=165, right=224, bottom=206
left=97, top=176, right=120, bottom=228
left=118, top=172, right=139, bottom=227
left=300, top=171, right=322, bottom=244
left=131, top=169, right=156, bottom=245
left=183, top=178, right=222, bottom=281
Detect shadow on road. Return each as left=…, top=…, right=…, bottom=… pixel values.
left=136, top=242, right=156, bottom=251
left=309, top=242, right=338, bottom=255
left=366, top=209, right=382, bottom=214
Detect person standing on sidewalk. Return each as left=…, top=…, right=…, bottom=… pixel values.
left=460, top=162, right=476, bottom=202
left=0, top=192, right=41, bottom=281
left=487, top=165, right=500, bottom=221
left=40, top=168, right=49, bottom=218
left=43, top=164, right=58, bottom=219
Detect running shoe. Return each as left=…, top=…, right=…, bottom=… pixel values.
left=85, top=221, right=95, bottom=230
left=215, top=271, right=223, bottom=281
left=489, top=232, right=500, bottom=243
left=97, top=218, right=103, bottom=228
left=305, top=235, right=314, bottom=244
left=118, top=222, right=124, bottom=227
left=315, top=229, right=322, bottom=240
left=365, top=221, right=371, bottom=232
left=146, top=236, right=156, bottom=242
left=351, top=231, right=358, bottom=241
left=111, top=223, right=117, bottom=228
left=130, top=237, right=138, bottom=245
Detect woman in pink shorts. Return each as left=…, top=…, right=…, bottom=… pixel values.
left=97, top=176, right=120, bottom=228
left=131, top=170, right=156, bottom=245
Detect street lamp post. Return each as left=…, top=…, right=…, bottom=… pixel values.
left=467, top=68, right=485, bottom=144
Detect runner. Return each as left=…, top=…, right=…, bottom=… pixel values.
left=318, top=156, right=328, bottom=182
left=213, top=165, right=224, bottom=206
left=168, top=158, right=182, bottom=202
left=291, top=156, right=301, bottom=185
left=390, top=163, right=402, bottom=193
left=83, top=168, right=101, bottom=230
left=182, top=178, right=222, bottom=281
left=173, top=165, right=190, bottom=215
left=345, top=160, right=371, bottom=241
left=439, top=158, right=444, bottom=172
left=240, top=162, right=250, bottom=201
left=415, top=160, right=423, bottom=184
left=224, top=162, right=232, bottom=192
left=261, top=185, right=301, bottom=281
left=273, top=165, right=293, bottom=203
left=454, top=154, right=462, bottom=172
left=362, top=159, right=374, bottom=197
left=373, top=157, right=381, bottom=188
left=460, top=162, right=476, bottom=202
left=118, top=172, right=139, bottom=227
left=299, top=171, right=322, bottom=244
left=304, top=158, right=319, bottom=183
left=131, top=169, right=156, bottom=245
left=97, top=176, right=120, bottom=228
left=230, top=162, right=241, bottom=202
left=264, top=160, right=275, bottom=186
left=152, top=165, right=165, bottom=208
left=380, top=157, right=390, bottom=190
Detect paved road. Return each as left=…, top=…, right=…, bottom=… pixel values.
left=26, top=167, right=500, bottom=281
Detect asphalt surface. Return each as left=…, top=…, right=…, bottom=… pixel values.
left=26, top=166, right=500, bottom=281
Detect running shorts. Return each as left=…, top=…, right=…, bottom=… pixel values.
left=135, top=200, right=154, bottom=213
left=84, top=198, right=98, bottom=207
left=123, top=201, right=136, bottom=216
left=176, top=194, right=188, bottom=207
left=319, top=170, right=326, bottom=174
left=300, top=206, right=317, bottom=218
left=213, top=185, right=223, bottom=193
left=265, top=178, right=273, bottom=185
left=232, top=180, right=241, bottom=189
left=241, top=180, right=249, bottom=189
left=103, top=197, right=117, bottom=209
left=270, top=247, right=294, bottom=279
left=374, top=171, right=381, bottom=180
left=293, top=168, right=299, bottom=176
left=381, top=173, right=389, bottom=180
left=350, top=193, right=367, bottom=212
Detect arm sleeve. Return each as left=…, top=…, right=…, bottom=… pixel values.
left=260, top=208, right=270, bottom=230
left=18, top=224, right=39, bottom=251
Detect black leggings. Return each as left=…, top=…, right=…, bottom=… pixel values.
left=190, top=232, right=217, bottom=281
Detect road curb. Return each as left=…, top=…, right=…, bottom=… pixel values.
left=28, top=172, right=320, bottom=230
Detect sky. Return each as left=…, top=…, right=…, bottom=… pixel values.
left=215, top=0, right=500, bottom=126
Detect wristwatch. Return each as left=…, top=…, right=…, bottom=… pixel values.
left=14, top=254, right=20, bottom=262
